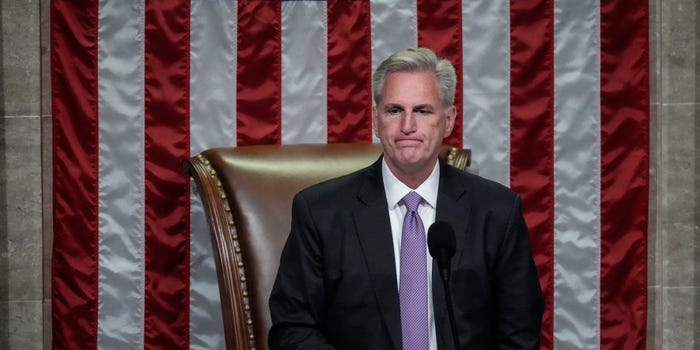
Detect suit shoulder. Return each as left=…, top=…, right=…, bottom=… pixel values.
left=468, top=172, right=516, bottom=196
left=448, top=167, right=520, bottom=206
left=297, top=165, right=372, bottom=202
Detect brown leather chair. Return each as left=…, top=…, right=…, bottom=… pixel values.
left=182, top=143, right=471, bottom=350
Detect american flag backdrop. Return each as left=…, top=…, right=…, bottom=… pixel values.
left=50, top=0, right=649, bottom=349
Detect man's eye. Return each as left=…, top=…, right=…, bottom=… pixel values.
left=386, top=108, right=401, bottom=115
left=415, top=109, right=432, bottom=115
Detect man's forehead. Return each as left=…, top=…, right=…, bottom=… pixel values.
left=380, top=102, right=436, bottom=109
left=384, top=70, right=437, bottom=81
left=380, top=72, right=440, bottom=101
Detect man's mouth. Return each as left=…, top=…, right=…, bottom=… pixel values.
left=395, top=139, right=421, bottom=147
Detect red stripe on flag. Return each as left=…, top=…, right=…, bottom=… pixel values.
left=326, top=0, right=373, bottom=143
left=599, top=0, right=649, bottom=348
left=236, top=1, right=282, bottom=146
left=50, top=1, right=99, bottom=348
left=416, top=0, right=463, bottom=147
left=143, top=2, right=191, bottom=349
left=509, top=1, right=555, bottom=348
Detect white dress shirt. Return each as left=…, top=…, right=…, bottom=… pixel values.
left=381, top=158, right=440, bottom=350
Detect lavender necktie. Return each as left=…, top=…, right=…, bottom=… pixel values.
left=400, top=191, right=429, bottom=349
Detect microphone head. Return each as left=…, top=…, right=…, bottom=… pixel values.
left=427, top=221, right=456, bottom=259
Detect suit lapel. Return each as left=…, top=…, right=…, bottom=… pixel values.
left=435, top=161, right=469, bottom=273
left=433, top=162, right=469, bottom=348
left=353, top=159, right=402, bottom=350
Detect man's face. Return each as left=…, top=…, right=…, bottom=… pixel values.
left=373, top=70, right=456, bottom=179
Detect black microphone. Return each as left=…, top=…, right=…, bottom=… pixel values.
left=428, top=221, right=456, bottom=281
left=427, top=221, right=460, bottom=350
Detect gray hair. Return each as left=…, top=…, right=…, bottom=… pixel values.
left=372, top=47, right=457, bottom=108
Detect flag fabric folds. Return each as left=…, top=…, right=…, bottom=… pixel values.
left=50, top=1, right=648, bottom=349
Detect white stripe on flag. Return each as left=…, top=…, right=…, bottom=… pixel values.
left=97, top=0, right=146, bottom=348
left=190, top=0, right=238, bottom=151
left=281, top=1, right=328, bottom=144
left=189, top=1, right=238, bottom=349
left=553, top=0, right=601, bottom=348
left=461, top=0, right=511, bottom=186
left=370, top=0, right=417, bottom=75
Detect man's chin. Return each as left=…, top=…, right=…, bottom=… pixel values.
left=394, top=155, right=430, bottom=169
left=393, top=149, right=421, bottom=161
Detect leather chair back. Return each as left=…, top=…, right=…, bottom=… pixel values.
left=182, top=143, right=470, bottom=350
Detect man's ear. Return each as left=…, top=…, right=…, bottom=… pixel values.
left=443, top=105, right=457, bottom=138
left=372, top=106, right=380, bottom=138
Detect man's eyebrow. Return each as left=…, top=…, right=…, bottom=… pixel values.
left=413, top=104, right=435, bottom=110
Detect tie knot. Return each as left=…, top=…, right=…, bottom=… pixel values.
left=402, top=191, right=422, bottom=212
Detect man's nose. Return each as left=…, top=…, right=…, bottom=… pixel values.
left=401, top=113, right=417, bottom=133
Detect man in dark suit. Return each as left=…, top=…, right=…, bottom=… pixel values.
left=268, top=47, right=543, bottom=349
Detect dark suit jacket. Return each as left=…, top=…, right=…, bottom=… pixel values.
left=268, top=157, right=543, bottom=349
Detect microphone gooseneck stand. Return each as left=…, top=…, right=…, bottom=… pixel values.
left=440, top=270, right=460, bottom=350
left=427, top=221, right=460, bottom=350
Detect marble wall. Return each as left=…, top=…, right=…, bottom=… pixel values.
left=647, top=0, right=700, bottom=349
left=0, top=0, right=696, bottom=349
left=1, top=0, right=45, bottom=349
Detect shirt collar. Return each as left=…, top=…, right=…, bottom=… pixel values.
left=381, top=157, right=440, bottom=209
